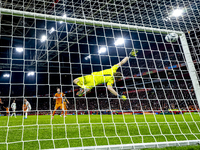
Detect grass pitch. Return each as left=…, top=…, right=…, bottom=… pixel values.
left=0, top=114, right=200, bottom=150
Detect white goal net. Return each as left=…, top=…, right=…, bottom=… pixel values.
left=0, top=0, right=200, bottom=150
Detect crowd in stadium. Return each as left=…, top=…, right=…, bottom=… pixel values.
left=0, top=71, right=198, bottom=115
left=0, top=56, right=198, bottom=117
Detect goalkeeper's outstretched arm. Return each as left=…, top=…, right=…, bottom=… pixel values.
left=107, top=85, right=126, bottom=100
left=107, top=56, right=130, bottom=100
left=109, top=49, right=138, bottom=100
left=116, top=49, right=138, bottom=67
left=117, top=57, right=129, bottom=67
left=107, top=85, right=118, bottom=96
left=112, top=56, right=129, bottom=97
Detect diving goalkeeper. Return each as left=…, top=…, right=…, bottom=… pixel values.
left=73, top=49, right=138, bottom=100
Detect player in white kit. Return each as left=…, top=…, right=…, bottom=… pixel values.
left=11, top=99, right=17, bottom=118
left=23, top=99, right=31, bottom=119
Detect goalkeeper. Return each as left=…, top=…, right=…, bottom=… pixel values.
left=73, top=49, right=138, bottom=100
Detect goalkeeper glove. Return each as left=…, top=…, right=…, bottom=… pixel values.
left=129, top=49, right=138, bottom=57
left=118, top=95, right=127, bottom=101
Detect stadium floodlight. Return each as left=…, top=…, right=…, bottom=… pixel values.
left=27, top=72, right=34, bottom=76
left=85, top=55, right=91, bottom=60
left=41, top=35, right=47, bottom=42
left=3, top=74, right=10, bottom=77
left=98, top=47, right=106, bottom=54
left=114, top=38, right=124, bottom=46
left=171, top=9, right=183, bottom=17
left=49, top=27, right=55, bottom=34
left=16, top=47, right=23, bottom=52
left=62, top=14, right=67, bottom=18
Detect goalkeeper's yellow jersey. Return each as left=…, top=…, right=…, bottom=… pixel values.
left=92, top=65, right=119, bottom=86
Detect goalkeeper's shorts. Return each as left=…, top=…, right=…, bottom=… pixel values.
left=77, top=75, right=95, bottom=90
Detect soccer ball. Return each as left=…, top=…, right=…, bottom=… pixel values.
left=165, top=33, right=178, bottom=42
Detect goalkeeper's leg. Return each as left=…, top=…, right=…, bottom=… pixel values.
left=73, top=77, right=84, bottom=88
left=73, top=77, right=85, bottom=96
left=76, top=88, right=91, bottom=96
left=73, top=76, right=92, bottom=96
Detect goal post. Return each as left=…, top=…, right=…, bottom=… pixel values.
left=47, top=140, right=200, bottom=150
left=1, top=7, right=200, bottom=150
left=180, top=34, right=200, bottom=105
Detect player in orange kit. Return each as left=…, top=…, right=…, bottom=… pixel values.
left=22, top=104, right=27, bottom=114
left=52, top=88, right=66, bottom=119
left=3, top=106, right=9, bottom=116
left=0, top=98, right=3, bottom=112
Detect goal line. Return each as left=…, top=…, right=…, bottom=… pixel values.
left=46, top=140, right=200, bottom=150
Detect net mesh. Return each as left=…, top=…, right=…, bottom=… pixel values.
left=0, top=0, right=200, bottom=149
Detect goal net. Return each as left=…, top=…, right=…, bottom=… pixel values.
left=0, top=0, right=200, bottom=150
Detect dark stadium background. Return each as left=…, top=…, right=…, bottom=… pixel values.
left=0, top=0, right=200, bottom=115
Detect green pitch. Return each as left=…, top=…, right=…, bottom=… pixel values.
left=0, top=114, right=200, bottom=150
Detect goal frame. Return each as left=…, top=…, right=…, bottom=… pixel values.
left=46, top=140, right=200, bottom=150
left=1, top=8, right=200, bottom=150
